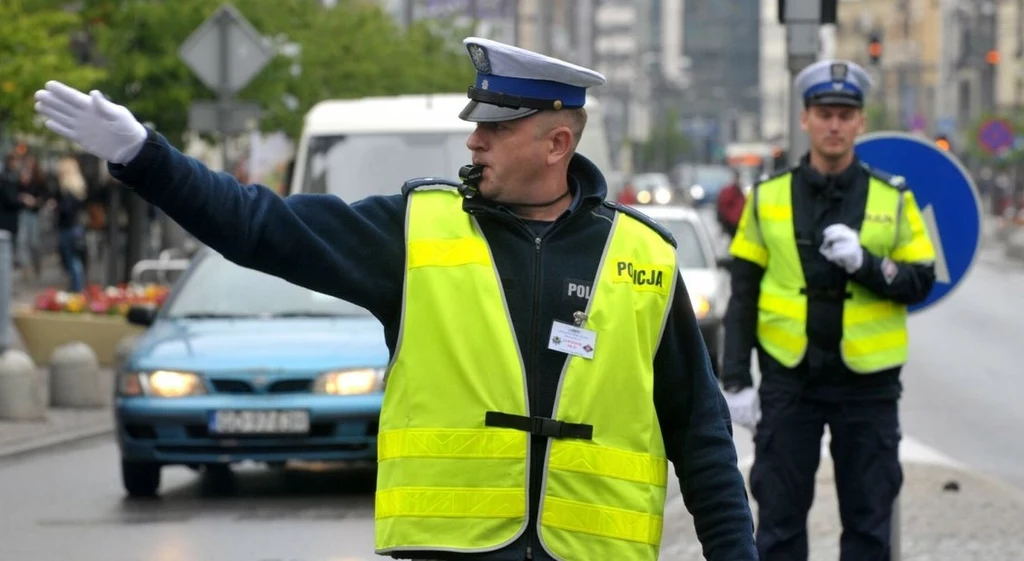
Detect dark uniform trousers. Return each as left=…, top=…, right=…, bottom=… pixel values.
left=749, top=349, right=903, bottom=561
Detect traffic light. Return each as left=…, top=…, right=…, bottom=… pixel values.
left=820, top=0, right=837, bottom=24
left=777, top=0, right=838, bottom=24
left=985, top=49, right=1000, bottom=65
left=935, top=135, right=950, bottom=151
left=868, top=32, right=882, bottom=65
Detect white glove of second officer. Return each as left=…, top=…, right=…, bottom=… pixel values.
left=34, top=81, right=147, bottom=165
left=820, top=223, right=864, bottom=273
left=723, top=387, right=760, bottom=431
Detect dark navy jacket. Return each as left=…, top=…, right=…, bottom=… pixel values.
left=109, top=129, right=757, bottom=561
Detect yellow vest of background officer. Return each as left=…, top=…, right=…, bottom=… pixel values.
left=729, top=168, right=936, bottom=373
left=374, top=186, right=677, bottom=561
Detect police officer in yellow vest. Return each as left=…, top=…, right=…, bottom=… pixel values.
left=34, top=37, right=758, bottom=561
left=721, top=59, right=937, bottom=560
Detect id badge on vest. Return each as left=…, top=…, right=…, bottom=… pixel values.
left=548, top=320, right=597, bottom=359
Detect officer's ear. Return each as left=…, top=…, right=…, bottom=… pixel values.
left=855, top=109, right=867, bottom=134
left=799, top=108, right=810, bottom=132
left=544, top=124, right=574, bottom=165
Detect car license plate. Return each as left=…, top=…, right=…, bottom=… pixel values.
left=209, top=410, right=310, bottom=435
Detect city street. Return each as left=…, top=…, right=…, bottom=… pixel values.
left=901, top=242, right=1024, bottom=490
left=1, top=227, right=1022, bottom=560
left=0, top=438, right=379, bottom=560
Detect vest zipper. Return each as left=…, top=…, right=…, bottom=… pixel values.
left=528, top=235, right=542, bottom=416
left=527, top=234, right=542, bottom=560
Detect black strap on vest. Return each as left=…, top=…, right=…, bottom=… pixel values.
left=800, top=287, right=852, bottom=301
left=485, top=411, right=593, bottom=440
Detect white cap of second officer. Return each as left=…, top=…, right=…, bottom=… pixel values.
left=794, top=59, right=873, bottom=107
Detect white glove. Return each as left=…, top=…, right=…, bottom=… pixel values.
left=34, top=81, right=147, bottom=165
left=820, top=223, right=864, bottom=273
left=723, top=387, right=760, bottom=431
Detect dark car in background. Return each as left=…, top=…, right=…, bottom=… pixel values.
left=672, top=164, right=737, bottom=207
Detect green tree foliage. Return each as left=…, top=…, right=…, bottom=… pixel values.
left=72, top=0, right=474, bottom=143
left=963, top=112, right=1024, bottom=168
left=632, top=108, right=691, bottom=173
left=864, top=103, right=898, bottom=132
left=0, top=0, right=105, bottom=135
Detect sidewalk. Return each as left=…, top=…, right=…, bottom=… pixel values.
left=659, top=458, right=1024, bottom=560
left=0, top=405, right=113, bottom=459
left=1002, top=221, right=1024, bottom=261
left=0, top=252, right=115, bottom=460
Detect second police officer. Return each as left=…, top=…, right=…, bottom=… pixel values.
left=721, top=59, right=938, bottom=560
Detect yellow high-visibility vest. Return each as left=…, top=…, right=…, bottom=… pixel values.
left=729, top=168, right=935, bottom=373
left=375, top=186, right=677, bottom=560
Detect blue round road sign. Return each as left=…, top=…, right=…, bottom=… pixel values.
left=978, top=118, right=1015, bottom=154
left=855, top=132, right=982, bottom=313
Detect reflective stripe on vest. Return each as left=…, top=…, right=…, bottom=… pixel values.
left=375, top=187, right=674, bottom=561
left=753, top=173, right=909, bottom=373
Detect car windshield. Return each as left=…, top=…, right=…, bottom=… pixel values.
left=693, top=166, right=734, bottom=192
left=300, top=132, right=471, bottom=199
left=164, top=253, right=371, bottom=319
left=661, top=219, right=712, bottom=269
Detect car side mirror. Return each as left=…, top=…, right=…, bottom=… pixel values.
left=126, top=305, right=157, bottom=327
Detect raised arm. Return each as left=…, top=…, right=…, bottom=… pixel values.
left=35, top=81, right=406, bottom=322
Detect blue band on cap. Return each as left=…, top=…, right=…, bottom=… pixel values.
left=474, top=73, right=586, bottom=107
left=804, top=81, right=862, bottom=100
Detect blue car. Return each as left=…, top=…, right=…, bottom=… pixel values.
left=116, top=249, right=388, bottom=497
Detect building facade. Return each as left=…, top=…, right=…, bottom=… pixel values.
left=832, top=0, right=1024, bottom=142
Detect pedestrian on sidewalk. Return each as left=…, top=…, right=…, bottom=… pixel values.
left=716, top=168, right=746, bottom=239
left=721, top=59, right=938, bottom=560
left=34, top=36, right=758, bottom=561
left=51, top=157, right=87, bottom=293
left=0, top=152, right=23, bottom=253
left=16, top=153, right=49, bottom=280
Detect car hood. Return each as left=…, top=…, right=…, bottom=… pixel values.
left=127, top=317, right=389, bottom=373
left=680, top=268, right=721, bottom=298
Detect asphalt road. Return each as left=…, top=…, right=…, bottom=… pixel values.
left=0, top=437, right=379, bottom=561
left=899, top=243, right=1024, bottom=490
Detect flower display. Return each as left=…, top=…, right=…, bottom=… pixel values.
left=33, top=283, right=170, bottom=316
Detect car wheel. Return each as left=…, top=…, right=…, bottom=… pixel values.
left=121, top=459, right=161, bottom=498
left=200, top=463, right=236, bottom=496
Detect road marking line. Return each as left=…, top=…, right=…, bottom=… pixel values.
left=735, top=430, right=961, bottom=470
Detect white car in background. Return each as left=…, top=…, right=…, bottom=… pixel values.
left=629, top=204, right=731, bottom=375
left=628, top=172, right=675, bottom=205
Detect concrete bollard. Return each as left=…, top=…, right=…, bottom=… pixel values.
left=49, top=342, right=107, bottom=408
left=0, top=230, right=44, bottom=420
left=0, top=349, right=45, bottom=420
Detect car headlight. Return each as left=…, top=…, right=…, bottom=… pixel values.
left=314, top=368, right=384, bottom=395
left=690, top=292, right=712, bottom=320
left=689, top=184, right=705, bottom=200
left=118, top=370, right=207, bottom=398
left=636, top=190, right=652, bottom=204
left=654, top=187, right=672, bottom=204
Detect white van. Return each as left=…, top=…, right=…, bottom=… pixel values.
left=288, top=93, right=612, bottom=199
